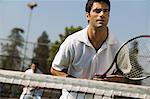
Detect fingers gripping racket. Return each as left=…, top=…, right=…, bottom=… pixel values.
left=101, top=35, right=150, bottom=80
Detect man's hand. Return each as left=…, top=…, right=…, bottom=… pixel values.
left=93, top=74, right=127, bottom=83
left=50, top=67, right=68, bottom=77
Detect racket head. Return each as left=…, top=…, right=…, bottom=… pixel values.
left=116, top=35, right=150, bottom=80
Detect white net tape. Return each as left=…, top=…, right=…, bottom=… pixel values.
left=0, top=69, right=150, bottom=99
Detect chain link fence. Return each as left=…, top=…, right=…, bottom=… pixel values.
left=0, top=38, right=50, bottom=72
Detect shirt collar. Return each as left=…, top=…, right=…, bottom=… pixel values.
left=77, top=26, right=91, bottom=46
left=78, top=26, right=118, bottom=47
left=100, top=32, right=118, bottom=50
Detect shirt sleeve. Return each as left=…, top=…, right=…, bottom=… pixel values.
left=25, top=69, right=33, bottom=74
left=52, top=38, right=72, bottom=71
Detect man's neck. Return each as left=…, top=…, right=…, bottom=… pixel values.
left=87, top=26, right=108, bottom=50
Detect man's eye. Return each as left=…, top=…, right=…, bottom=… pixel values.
left=93, top=9, right=109, bottom=13
left=94, top=9, right=102, bottom=13
left=103, top=9, right=109, bottom=12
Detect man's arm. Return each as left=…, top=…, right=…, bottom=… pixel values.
left=50, top=67, right=68, bottom=77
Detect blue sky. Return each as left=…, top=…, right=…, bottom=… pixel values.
left=0, top=0, right=150, bottom=43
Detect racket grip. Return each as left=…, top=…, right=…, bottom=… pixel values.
left=94, top=73, right=106, bottom=78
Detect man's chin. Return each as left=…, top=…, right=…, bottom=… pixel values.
left=96, top=23, right=103, bottom=27
left=97, top=25, right=104, bottom=29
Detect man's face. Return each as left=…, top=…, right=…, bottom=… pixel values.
left=31, top=63, right=36, bottom=72
left=86, top=2, right=110, bottom=28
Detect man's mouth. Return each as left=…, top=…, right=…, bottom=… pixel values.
left=96, top=19, right=104, bottom=22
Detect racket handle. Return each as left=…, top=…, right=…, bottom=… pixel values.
left=94, top=73, right=106, bottom=78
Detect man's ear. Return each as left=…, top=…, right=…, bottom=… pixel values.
left=86, top=12, right=90, bottom=21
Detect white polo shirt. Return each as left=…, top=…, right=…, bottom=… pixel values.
left=52, top=26, right=131, bottom=79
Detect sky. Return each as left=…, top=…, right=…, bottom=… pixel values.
left=0, top=0, right=150, bottom=43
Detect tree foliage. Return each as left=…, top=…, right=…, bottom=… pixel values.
left=48, top=26, right=83, bottom=69
left=1, top=27, right=24, bottom=70
left=33, top=31, right=50, bottom=74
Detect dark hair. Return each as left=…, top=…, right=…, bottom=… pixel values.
left=33, top=62, right=39, bottom=67
left=31, top=60, right=39, bottom=73
left=31, top=59, right=39, bottom=67
left=85, top=0, right=110, bottom=13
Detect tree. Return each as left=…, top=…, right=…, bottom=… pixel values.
left=1, top=27, right=24, bottom=70
left=59, top=26, right=83, bottom=43
left=33, top=31, right=50, bottom=74
left=48, top=26, right=82, bottom=70
left=0, top=28, right=24, bottom=96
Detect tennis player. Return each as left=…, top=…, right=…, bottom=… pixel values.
left=20, top=62, right=43, bottom=99
left=51, top=0, right=132, bottom=98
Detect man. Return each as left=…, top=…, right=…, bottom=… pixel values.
left=20, top=62, right=43, bottom=99
left=51, top=0, right=131, bottom=98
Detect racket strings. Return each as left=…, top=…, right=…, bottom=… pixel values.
left=125, top=67, right=143, bottom=78
left=124, top=37, right=150, bottom=79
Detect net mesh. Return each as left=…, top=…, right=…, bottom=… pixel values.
left=0, top=69, right=150, bottom=99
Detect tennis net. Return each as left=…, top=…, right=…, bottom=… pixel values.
left=0, top=69, right=150, bottom=99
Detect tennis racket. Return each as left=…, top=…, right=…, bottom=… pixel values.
left=96, top=35, right=150, bottom=81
